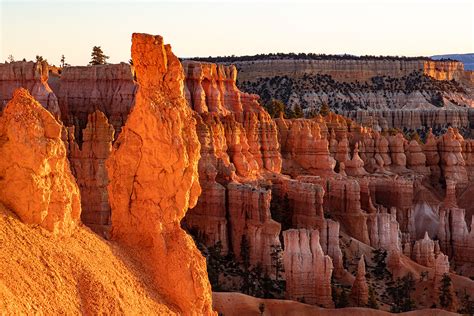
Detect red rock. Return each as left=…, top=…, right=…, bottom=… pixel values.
left=0, top=88, right=80, bottom=235
left=283, top=229, right=334, bottom=308
left=367, top=207, right=401, bottom=251
left=438, top=128, right=468, bottom=187
left=56, top=62, right=136, bottom=136
left=106, top=33, right=213, bottom=314
left=350, top=255, right=369, bottom=306
left=66, top=110, right=114, bottom=237
left=438, top=207, right=474, bottom=274
left=228, top=182, right=281, bottom=271
left=276, top=118, right=336, bottom=177
left=0, top=61, right=60, bottom=117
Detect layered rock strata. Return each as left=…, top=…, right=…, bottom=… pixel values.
left=0, top=61, right=60, bottom=117
left=55, top=62, right=136, bottom=137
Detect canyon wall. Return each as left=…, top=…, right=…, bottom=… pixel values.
left=232, top=59, right=466, bottom=83
left=0, top=61, right=60, bottom=117
left=55, top=62, right=136, bottom=137
left=1, top=43, right=474, bottom=312
left=344, top=109, right=474, bottom=136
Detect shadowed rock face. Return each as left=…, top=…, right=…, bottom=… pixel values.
left=0, top=88, right=80, bottom=236
left=106, top=33, right=214, bottom=314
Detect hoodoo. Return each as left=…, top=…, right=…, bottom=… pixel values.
left=106, top=33, right=214, bottom=314
left=0, top=88, right=80, bottom=236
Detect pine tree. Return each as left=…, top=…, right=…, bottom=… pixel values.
left=270, top=245, right=284, bottom=281
left=439, top=273, right=453, bottom=309
left=89, top=46, right=109, bottom=65
left=319, top=102, right=330, bottom=116
left=367, top=285, right=379, bottom=309
left=60, top=55, right=66, bottom=68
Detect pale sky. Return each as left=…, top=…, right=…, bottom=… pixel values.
left=1, top=0, right=473, bottom=66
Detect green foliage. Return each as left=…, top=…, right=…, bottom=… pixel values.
left=240, top=263, right=284, bottom=298
left=258, top=302, right=265, bottom=315
left=367, top=285, right=379, bottom=309
left=431, top=92, right=444, bottom=107
left=319, top=102, right=330, bottom=116
left=263, top=99, right=285, bottom=118
left=35, top=55, right=46, bottom=63
left=283, top=104, right=304, bottom=119
left=270, top=245, right=284, bottom=281
left=241, top=235, right=251, bottom=272
left=458, top=290, right=474, bottom=315
left=332, top=278, right=349, bottom=308
left=89, top=46, right=109, bottom=65
left=206, top=241, right=225, bottom=290
left=371, top=249, right=391, bottom=280
left=387, top=273, right=416, bottom=313
left=439, top=273, right=453, bottom=309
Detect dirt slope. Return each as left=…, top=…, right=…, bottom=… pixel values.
left=0, top=203, right=176, bottom=315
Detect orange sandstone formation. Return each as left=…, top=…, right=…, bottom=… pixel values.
left=106, top=33, right=213, bottom=314
left=66, top=110, right=115, bottom=236
left=0, top=88, right=80, bottom=235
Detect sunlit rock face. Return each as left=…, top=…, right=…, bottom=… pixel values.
left=106, top=33, right=214, bottom=314
left=0, top=61, right=60, bottom=117
left=0, top=88, right=80, bottom=236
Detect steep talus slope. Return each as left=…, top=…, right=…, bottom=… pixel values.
left=0, top=204, right=175, bottom=314
left=0, top=34, right=215, bottom=314
left=0, top=88, right=176, bottom=314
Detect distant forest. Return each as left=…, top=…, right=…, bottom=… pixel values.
left=184, top=53, right=456, bottom=63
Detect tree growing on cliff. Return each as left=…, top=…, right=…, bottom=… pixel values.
left=319, top=102, right=330, bottom=116
left=439, top=273, right=453, bottom=309
left=387, top=273, right=416, bottom=312
left=263, top=99, right=285, bottom=118
left=372, top=249, right=390, bottom=280
left=89, top=46, right=109, bottom=65
left=36, top=55, right=46, bottom=63
left=60, top=55, right=66, bottom=68
left=367, top=285, right=379, bottom=309
left=270, top=244, right=284, bottom=281
left=7, top=54, right=14, bottom=63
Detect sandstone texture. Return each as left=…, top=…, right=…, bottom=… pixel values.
left=0, top=88, right=80, bottom=236
left=0, top=61, right=60, bottom=117
left=66, top=110, right=114, bottom=236
left=283, top=229, right=334, bottom=308
left=106, top=33, right=213, bottom=314
left=55, top=62, right=136, bottom=136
